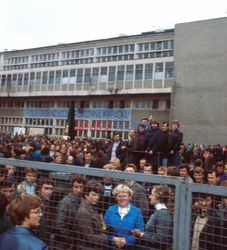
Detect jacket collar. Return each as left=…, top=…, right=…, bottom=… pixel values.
left=155, top=203, right=167, bottom=210
left=13, top=225, right=32, bottom=234
left=113, top=203, right=135, bottom=216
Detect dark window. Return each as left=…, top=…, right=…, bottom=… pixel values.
left=91, top=68, right=99, bottom=83
left=166, top=99, right=171, bottom=109
left=117, top=65, right=125, bottom=81
left=42, top=71, right=48, bottom=84
left=156, top=41, right=162, bottom=50
left=145, top=64, right=153, bottom=80
left=126, top=65, right=133, bottom=81
left=84, top=68, right=91, bottom=83
left=24, top=73, right=29, bottom=85
left=108, top=100, right=114, bottom=109
left=165, top=62, right=174, bottom=78
left=80, top=101, right=85, bottom=109
left=108, top=66, right=116, bottom=82
left=56, top=70, right=61, bottom=84
left=48, top=71, right=55, bottom=84
left=76, top=69, right=83, bottom=83
left=135, top=64, right=143, bottom=80
left=70, top=69, right=76, bottom=77
left=18, top=74, right=23, bottom=86
left=36, top=72, right=41, bottom=84
left=120, top=100, right=125, bottom=109
left=152, top=100, right=159, bottom=109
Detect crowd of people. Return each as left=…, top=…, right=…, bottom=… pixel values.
left=0, top=118, right=226, bottom=250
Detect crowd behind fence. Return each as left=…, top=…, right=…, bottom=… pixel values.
left=0, top=125, right=226, bottom=250
left=0, top=158, right=226, bottom=250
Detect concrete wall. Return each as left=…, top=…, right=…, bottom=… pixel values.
left=171, top=18, right=227, bottom=145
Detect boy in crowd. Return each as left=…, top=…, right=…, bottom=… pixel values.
left=143, top=163, right=153, bottom=175
left=193, top=167, right=205, bottom=184
left=36, top=178, right=55, bottom=246
left=138, top=158, right=147, bottom=173
left=157, top=166, right=167, bottom=176
left=207, top=170, right=218, bottom=186
left=56, top=175, right=85, bottom=249
left=206, top=170, right=222, bottom=209
left=124, top=163, right=149, bottom=220
left=75, top=180, right=108, bottom=250
left=142, top=164, right=154, bottom=197
left=179, top=164, right=193, bottom=183
left=215, top=162, right=227, bottom=185
left=0, top=180, right=16, bottom=203
left=17, top=168, right=37, bottom=196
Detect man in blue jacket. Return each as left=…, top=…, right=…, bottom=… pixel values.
left=0, top=195, right=48, bottom=250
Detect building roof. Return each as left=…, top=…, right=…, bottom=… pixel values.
left=0, top=29, right=174, bottom=55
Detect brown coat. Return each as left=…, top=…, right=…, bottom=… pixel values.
left=75, top=199, right=108, bottom=250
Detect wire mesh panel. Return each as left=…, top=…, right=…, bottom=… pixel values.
left=189, top=184, right=227, bottom=250
left=1, top=158, right=226, bottom=250
left=0, top=159, right=179, bottom=250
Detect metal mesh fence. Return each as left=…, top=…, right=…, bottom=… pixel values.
left=0, top=159, right=226, bottom=250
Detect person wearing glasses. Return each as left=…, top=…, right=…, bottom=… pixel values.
left=0, top=195, right=47, bottom=250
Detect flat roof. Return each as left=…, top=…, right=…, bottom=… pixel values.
left=0, top=28, right=174, bottom=55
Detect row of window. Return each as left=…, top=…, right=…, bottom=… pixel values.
left=0, top=99, right=170, bottom=110
left=3, top=64, right=28, bottom=70
left=0, top=101, right=25, bottom=108
left=62, top=49, right=94, bottom=59
left=3, top=49, right=173, bottom=71
left=97, top=44, right=135, bottom=56
left=135, top=99, right=170, bottom=109
left=25, top=118, right=53, bottom=126
left=138, top=40, right=174, bottom=52
left=3, top=40, right=174, bottom=70
left=137, top=51, right=173, bottom=59
left=31, top=53, right=59, bottom=62
left=0, top=117, right=23, bottom=125
left=0, top=62, right=174, bottom=87
left=4, top=54, right=59, bottom=65
left=4, top=56, right=29, bottom=65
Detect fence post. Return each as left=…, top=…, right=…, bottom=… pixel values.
left=175, top=182, right=188, bottom=250
left=184, top=186, right=192, bottom=250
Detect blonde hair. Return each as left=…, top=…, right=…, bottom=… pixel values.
left=112, top=184, right=133, bottom=198
left=110, top=158, right=121, bottom=170
left=103, top=164, right=114, bottom=170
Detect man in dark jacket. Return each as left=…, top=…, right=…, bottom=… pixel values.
left=133, top=124, right=150, bottom=165
left=168, top=120, right=183, bottom=167
left=191, top=194, right=221, bottom=250
left=35, top=178, right=55, bottom=247
left=147, top=121, right=169, bottom=173
left=55, top=175, right=85, bottom=249
left=81, top=151, right=98, bottom=168
left=106, top=132, right=125, bottom=163
left=124, top=129, right=137, bottom=164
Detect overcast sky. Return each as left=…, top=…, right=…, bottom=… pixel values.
left=0, top=0, right=226, bottom=51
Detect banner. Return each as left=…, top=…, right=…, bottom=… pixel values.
left=29, top=127, right=45, bottom=135
left=75, top=108, right=131, bottom=121
left=24, top=108, right=131, bottom=121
